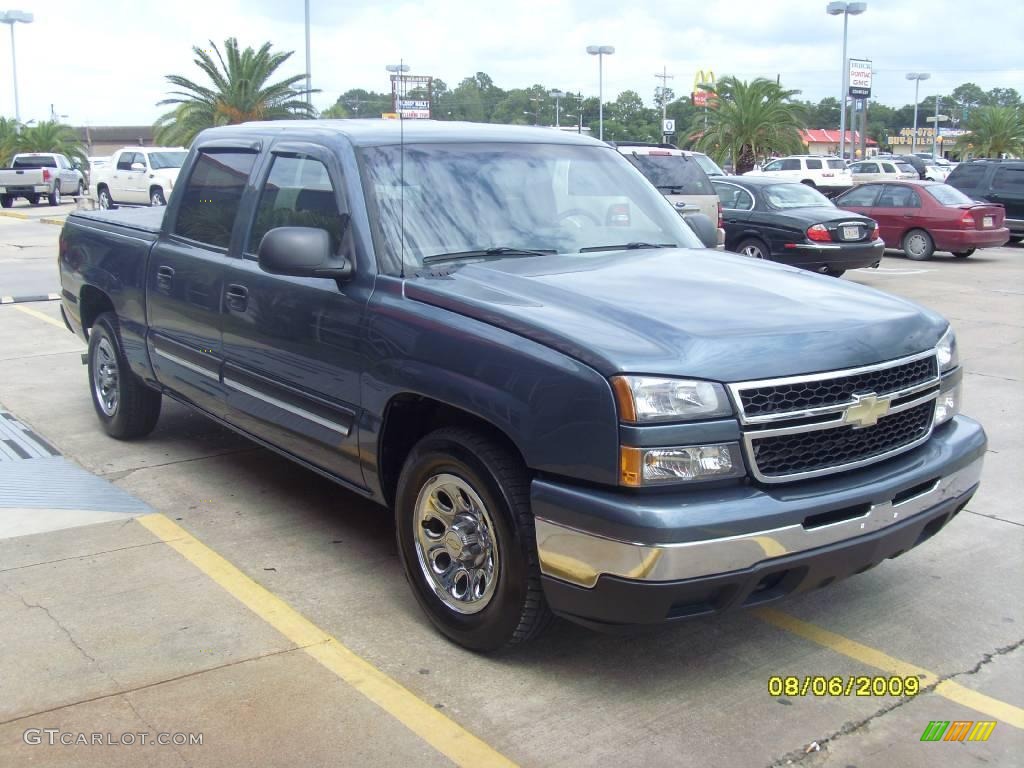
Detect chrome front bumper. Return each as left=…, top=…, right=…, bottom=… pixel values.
left=536, top=453, right=983, bottom=589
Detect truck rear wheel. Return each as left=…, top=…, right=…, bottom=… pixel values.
left=0, top=194, right=11, bottom=208
left=87, top=312, right=162, bottom=439
left=49, top=185, right=61, bottom=206
left=395, top=426, right=552, bottom=651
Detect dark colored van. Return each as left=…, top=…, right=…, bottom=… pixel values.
left=946, top=159, right=1024, bottom=242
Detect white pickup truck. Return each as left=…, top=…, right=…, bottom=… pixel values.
left=91, top=146, right=188, bottom=208
left=0, top=153, right=85, bottom=207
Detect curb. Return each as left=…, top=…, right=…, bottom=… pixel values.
left=39, top=217, right=66, bottom=226
left=1, top=294, right=60, bottom=305
left=0, top=210, right=31, bottom=220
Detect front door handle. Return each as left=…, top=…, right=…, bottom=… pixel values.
left=225, top=284, right=249, bottom=312
left=156, top=265, right=174, bottom=292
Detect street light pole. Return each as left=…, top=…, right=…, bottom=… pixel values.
left=906, top=72, right=930, bottom=154
left=827, top=2, right=867, bottom=162
left=1, top=10, right=34, bottom=124
left=549, top=90, right=566, bottom=128
left=304, top=0, right=312, bottom=107
left=655, top=65, right=674, bottom=142
left=586, top=45, right=614, bottom=141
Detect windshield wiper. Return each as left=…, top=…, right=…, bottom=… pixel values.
left=579, top=242, right=676, bottom=253
left=422, top=246, right=556, bottom=265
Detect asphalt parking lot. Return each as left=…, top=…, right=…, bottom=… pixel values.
left=0, top=214, right=1021, bottom=767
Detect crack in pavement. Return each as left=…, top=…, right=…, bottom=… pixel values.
left=966, top=509, right=1024, bottom=528
left=14, top=591, right=99, bottom=666
left=765, top=637, right=1024, bottom=767
left=0, top=539, right=168, bottom=574
left=100, top=448, right=261, bottom=482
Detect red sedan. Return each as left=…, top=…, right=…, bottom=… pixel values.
left=834, top=180, right=1009, bottom=260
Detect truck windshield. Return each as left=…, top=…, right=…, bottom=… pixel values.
left=148, top=152, right=188, bottom=170
left=13, top=156, right=57, bottom=168
left=360, top=142, right=701, bottom=274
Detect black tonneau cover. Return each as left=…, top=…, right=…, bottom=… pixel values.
left=69, top=206, right=165, bottom=235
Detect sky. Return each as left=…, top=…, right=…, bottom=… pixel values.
left=2, top=0, right=1021, bottom=126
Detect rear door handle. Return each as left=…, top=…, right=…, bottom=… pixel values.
left=225, top=284, right=248, bottom=312
left=156, top=265, right=174, bottom=292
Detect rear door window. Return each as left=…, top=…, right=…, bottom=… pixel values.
left=881, top=163, right=897, bottom=173
left=837, top=185, right=881, bottom=207
left=827, top=160, right=846, bottom=170
left=626, top=153, right=712, bottom=195
left=779, top=159, right=801, bottom=171
left=172, top=149, right=259, bottom=250
left=805, top=159, right=822, bottom=170
left=992, top=166, right=1024, bottom=194
left=948, top=163, right=987, bottom=190
left=876, top=185, right=921, bottom=208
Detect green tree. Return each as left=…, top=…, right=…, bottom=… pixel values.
left=0, top=117, right=20, bottom=165
left=322, top=88, right=393, bottom=118
left=691, top=77, right=806, bottom=173
left=154, top=38, right=315, bottom=146
left=985, top=88, right=1021, bottom=108
left=14, top=121, right=86, bottom=166
left=954, top=106, right=1024, bottom=158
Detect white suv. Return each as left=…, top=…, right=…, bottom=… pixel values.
left=745, top=155, right=853, bottom=195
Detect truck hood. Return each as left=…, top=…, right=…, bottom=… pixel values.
left=404, top=249, right=947, bottom=382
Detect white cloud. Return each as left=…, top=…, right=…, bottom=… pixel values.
left=1, top=0, right=1020, bottom=125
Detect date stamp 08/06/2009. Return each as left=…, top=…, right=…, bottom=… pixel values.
left=768, top=675, right=921, bottom=698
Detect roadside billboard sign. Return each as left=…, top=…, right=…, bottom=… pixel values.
left=391, top=74, right=433, bottom=119
left=848, top=59, right=872, bottom=98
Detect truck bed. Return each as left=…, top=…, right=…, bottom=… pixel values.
left=69, top=206, right=165, bottom=236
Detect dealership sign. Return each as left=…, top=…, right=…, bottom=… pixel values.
left=848, top=59, right=872, bottom=98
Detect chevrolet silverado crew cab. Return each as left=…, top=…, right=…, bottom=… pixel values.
left=58, top=121, right=986, bottom=651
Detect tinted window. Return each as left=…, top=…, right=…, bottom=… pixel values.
left=836, top=185, right=881, bottom=207
left=173, top=150, right=258, bottom=249
left=248, top=154, right=348, bottom=257
left=992, top=167, right=1024, bottom=194
left=827, top=159, right=846, bottom=170
left=713, top=182, right=754, bottom=211
left=149, top=151, right=188, bottom=170
left=763, top=183, right=833, bottom=209
left=805, top=158, right=822, bottom=170
left=116, top=152, right=135, bottom=171
left=13, top=155, right=57, bottom=169
left=779, top=159, right=801, bottom=171
left=881, top=163, right=896, bottom=173
left=625, top=153, right=713, bottom=195
left=876, top=186, right=921, bottom=208
left=927, top=185, right=973, bottom=206
left=859, top=163, right=879, bottom=173
left=948, top=163, right=987, bottom=190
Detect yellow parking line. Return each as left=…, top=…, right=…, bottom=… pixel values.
left=755, top=608, right=1024, bottom=729
left=136, top=513, right=518, bottom=767
left=14, top=303, right=67, bottom=330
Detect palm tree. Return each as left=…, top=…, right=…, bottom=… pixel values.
left=155, top=38, right=316, bottom=146
left=13, top=121, right=86, bottom=166
left=954, top=106, right=1024, bottom=158
left=691, top=77, right=806, bottom=174
left=0, top=117, right=19, bottom=165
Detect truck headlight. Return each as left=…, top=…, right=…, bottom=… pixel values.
left=611, top=376, right=732, bottom=423
left=934, top=376, right=962, bottom=426
left=936, top=326, right=958, bottom=373
left=620, top=443, right=744, bottom=486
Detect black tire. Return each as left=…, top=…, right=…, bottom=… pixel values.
left=26, top=194, right=39, bottom=205
left=87, top=313, right=162, bottom=439
left=49, top=184, right=61, bottom=206
left=97, top=186, right=113, bottom=209
left=952, top=249, right=975, bottom=258
left=395, top=426, right=552, bottom=651
left=76, top=181, right=85, bottom=197
left=150, top=187, right=167, bottom=206
left=1009, top=236, right=1023, bottom=245
left=825, top=268, right=846, bottom=277
left=801, top=179, right=817, bottom=188
left=901, top=229, right=934, bottom=261
left=0, top=194, right=11, bottom=208
left=734, top=237, right=769, bottom=260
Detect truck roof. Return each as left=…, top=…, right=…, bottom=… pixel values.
left=223, top=119, right=608, bottom=148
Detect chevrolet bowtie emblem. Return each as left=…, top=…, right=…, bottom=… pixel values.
left=843, top=393, right=892, bottom=428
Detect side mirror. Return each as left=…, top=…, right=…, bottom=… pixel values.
left=257, top=226, right=353, bottom=280
left=130, top=162, right=146, bottom=172
left=684, top=212, right=719, bottom=249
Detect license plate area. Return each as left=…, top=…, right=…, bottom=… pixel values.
left=983, top=215, right=993, bottom=228
left=842, top=225, right=859, bottom=241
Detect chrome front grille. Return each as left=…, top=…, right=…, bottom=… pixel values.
left=730, top=351, right=941, bottom=483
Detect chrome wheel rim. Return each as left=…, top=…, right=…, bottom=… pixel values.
left=53, top=188, right=61, bottom=204
left=152, top=192, right=163, bottom=206
left=413, top=473, right=499, bottom=614
left=99, top=191, right=110, bottom=209
left=741, top=244, right=764, bottom=259
left=93, top=337, right=119, bottom=416
left=906, top=233, right=928, bottom=257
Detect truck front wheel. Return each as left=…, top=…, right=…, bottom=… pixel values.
left=87, top=313, right=162, bottom=439
left=395, top=426, right=552, bottom=651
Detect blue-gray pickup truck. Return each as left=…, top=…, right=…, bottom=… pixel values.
left=58, top=120, right=986, bottom=651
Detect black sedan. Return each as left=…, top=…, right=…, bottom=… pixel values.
left=712, top=177, right=884, bottom=276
